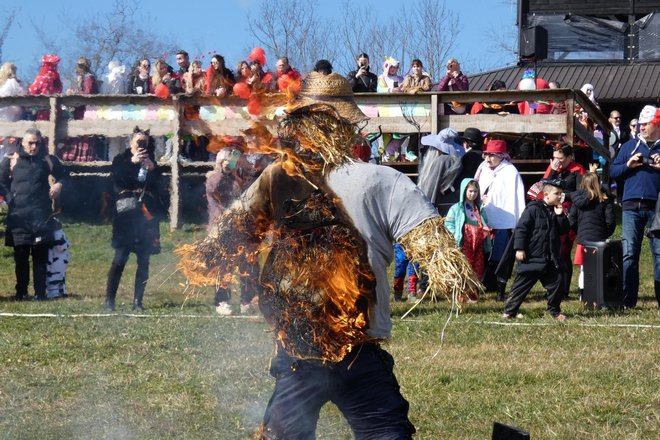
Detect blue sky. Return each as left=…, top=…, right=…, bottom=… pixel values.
left=2, top=0, right=518, bottom=78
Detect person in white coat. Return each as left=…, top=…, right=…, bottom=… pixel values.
left=475, top=139, right=525, bottom=299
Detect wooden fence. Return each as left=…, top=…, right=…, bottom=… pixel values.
left=0, top=89, right=611, bottom=229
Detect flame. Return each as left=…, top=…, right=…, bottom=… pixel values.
left=177, top=91, right=378, bottom=363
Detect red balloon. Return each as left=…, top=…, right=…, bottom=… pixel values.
left=247, top=96, right=262, bottom=115
left=233, top=82, right=251, bottom=99
left=154, top=83, right=170, bottom=99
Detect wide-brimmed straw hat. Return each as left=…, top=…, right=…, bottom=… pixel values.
left=286, top=72, right=368, bottom=124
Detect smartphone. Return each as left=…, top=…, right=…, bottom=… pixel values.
left=393, top=81, right=399, bottom=88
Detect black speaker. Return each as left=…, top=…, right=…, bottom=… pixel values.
left=582, top=240, right=624, bottom=310
left=492, top=422, right=530, bottom=440
left=520, top=26, right=548, bottom=60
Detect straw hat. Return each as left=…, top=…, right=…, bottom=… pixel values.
left=286, top=71, right=368, bottom=124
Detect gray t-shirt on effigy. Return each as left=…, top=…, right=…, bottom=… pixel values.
left=326, top=162, right=439, bottom=338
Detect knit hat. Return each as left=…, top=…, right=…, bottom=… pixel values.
left=638, top=105, right=657, bottom=124
left=286, top=72, right=367, bottom=124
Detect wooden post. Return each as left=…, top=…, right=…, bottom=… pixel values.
left=566, top=93, right=575, bottom=147
left=430, top=94, right=438, bottom=135
left=169, top=97, right=182, bottom=230
left=47, top=96, right=60, bottom=155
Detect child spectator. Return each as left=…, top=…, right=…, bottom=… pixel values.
left=46, top=218, right=70, bottom=299
left=568, top=171, right=616, bottom=300
left=445, top=178, right=492, bottom=286
left=392, top=244, right=418, bottom=302
left=503, top=178, right=570, bottom=321
left=377, top=57, right=403, bottom=93
left=206, top=147, right=261, bottom=315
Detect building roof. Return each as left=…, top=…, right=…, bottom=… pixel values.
left=469, top=63, right=660, bottom=102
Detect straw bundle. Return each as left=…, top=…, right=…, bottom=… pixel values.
left=398, top=217, right=483, bottom=304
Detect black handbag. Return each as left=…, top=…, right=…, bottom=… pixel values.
left=116, top=196, right=140, bottom=214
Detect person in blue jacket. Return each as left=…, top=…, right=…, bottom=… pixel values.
left=609, top=105, right=660, bottom=308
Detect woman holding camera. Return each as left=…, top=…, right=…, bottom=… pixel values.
left=104, top=128, right=164, bottom=311
left=347, top=53, right=378, bottom=93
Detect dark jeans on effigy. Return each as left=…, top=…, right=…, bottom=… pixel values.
left=261, top=342, right=415, bottom=440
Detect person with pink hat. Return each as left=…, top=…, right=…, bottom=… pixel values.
left=474, top=139, right=526, bottom=299
left=610, top=105, right=660, bottom=308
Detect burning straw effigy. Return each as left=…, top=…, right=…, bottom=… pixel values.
left=176, top=73, right=481, bottom=364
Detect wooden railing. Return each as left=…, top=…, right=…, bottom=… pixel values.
left=0, top=89, right=611, bottom=229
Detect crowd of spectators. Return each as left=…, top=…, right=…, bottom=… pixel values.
left=0, top=44, right=659, bottom=317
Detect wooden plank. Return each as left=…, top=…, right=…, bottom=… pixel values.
left=61, top=120, right=177, bottom=137
left=363, top=117, right=432, bottom=134
left=0, top=120, right=52, bottom=137
left=439, top=114, right=567, bottom=133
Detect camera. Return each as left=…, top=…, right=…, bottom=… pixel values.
left=137, top=139, right=148, bottom=150
left=641, top=156, right=654, bottom=166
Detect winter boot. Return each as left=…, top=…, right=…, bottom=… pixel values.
left=133, top=278, right=146, bottom=312
left=496, top=281, right=507, bottom=301
left=408, top=274, right=419, bottom=296
left=105, top=263, right=125, bottom=311
left=133, top=258, right=150, bottom=311
left=407, top=274, right=419, bottom=301
left=393, top=277, right=405, bottom=301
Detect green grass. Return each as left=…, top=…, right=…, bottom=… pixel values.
left=0, top=222, right=658, bottom=439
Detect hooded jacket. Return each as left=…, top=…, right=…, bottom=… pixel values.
left=445, top=178, right=492, bottom=252
left=0, top=146, right=65, bottom=246
left=513, top=199, right=569, bottom=273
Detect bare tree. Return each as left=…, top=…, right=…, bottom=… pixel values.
left=0, top=7, right=17, bottom=64
left=32, top=0, right=175, bottom=88
left=481, top=0, right=518, bottom=72
left=406, top=0, right=460, bottom=83
left=247, top=0, right=337, bottom=72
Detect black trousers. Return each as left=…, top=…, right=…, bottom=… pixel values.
left=14, top=244, right=49, bottom=297
left=106, top=247, right=150, bottom=301
left=504, top=264, right=563, bottom=317
left=261, top=343, right=415, bottom=440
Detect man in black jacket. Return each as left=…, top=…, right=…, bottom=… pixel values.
left=503, top=178, right=569, bottom=320
left=0, top=128, right=64, bottom=301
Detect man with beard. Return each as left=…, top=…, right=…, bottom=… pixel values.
left=180, top=72, right=479, bottom=439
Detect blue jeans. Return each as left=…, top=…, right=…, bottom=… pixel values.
left=621, top=209, right=660, bottom=307
left=393, top=244, right=417, bottom=278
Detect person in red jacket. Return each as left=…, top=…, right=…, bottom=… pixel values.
left=275, top=57, right=301, bottom=93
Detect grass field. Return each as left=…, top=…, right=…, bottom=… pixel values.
left=0, top=222, right=658, bottom=439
